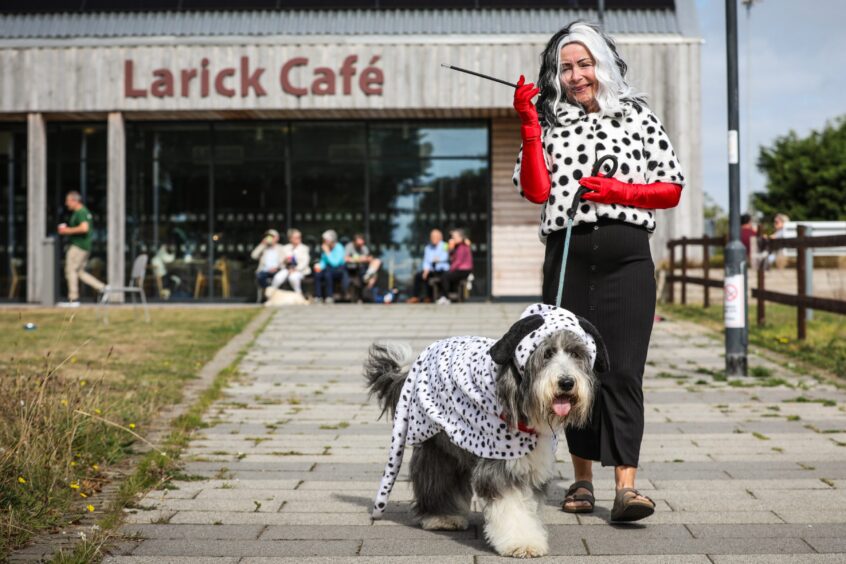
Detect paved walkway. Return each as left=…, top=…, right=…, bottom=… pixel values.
left=108, top=304, right=846, bottom=563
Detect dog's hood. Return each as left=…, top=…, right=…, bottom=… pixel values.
left=512, top=304, right=599, bottom=376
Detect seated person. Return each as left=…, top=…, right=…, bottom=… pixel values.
left=345, top=233, right=382, bottom=293
left=314, top=229, right=349, bottom=303
left=408, top=228, right=450, bottom=303
left=271, top=228, right=311, bottom=295
left=439, top=228, right=474, bottom=304
left=251, top=229, right=285, bottom=290
left=151, top=243, right=177, bottom=299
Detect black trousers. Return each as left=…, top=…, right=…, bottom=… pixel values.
left=542, top=219, right=656, bottom=467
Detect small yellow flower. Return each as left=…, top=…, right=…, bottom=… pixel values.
left=18, top=476, right=26, bottom=484
left=94, top=409, right=102, bottom=415
left=91, top=464, right=100, bottom=471
left=80, top=380, right=87, bottom=387
left=80, top=492, right=88, bottom=498
left=86, top=504, right=95, bottom=512
left=70, top=482, right=80, bottom=490
left=70, top=356, right=77, bottom=364
left=60, top=399, right=68, bottom=406
left=70, top=461, right=77, bottom=467
left=129, top=423, right=136, bottom=430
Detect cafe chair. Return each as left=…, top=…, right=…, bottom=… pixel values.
left=98, top=254, right=150, bottom=325
left=194, top=258, right=231, bottom=299
left=8, top=257, right=25, bottom=299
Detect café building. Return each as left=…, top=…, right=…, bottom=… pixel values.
left=0, top=0, right=702, bottom=303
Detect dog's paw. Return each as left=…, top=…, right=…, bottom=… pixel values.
left=420, top=514, right=469, bottom=530
left=499, top=542, right=549, bottom=558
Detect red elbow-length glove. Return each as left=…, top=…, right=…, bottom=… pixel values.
left=513, top=75, right=550, bottom=204
left=579, top=176, right=682, bottom=209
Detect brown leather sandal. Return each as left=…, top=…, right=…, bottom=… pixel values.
left=562, top=480, right=595, bottom=513
left=611, top=488, right=655, bottom=522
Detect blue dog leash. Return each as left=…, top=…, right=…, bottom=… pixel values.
left=555, top=154, right=619, bottom=308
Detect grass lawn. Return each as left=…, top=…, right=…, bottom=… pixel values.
left=660, top=301, right=846, bottom=379
left=0, top=307, right=259, bottom=560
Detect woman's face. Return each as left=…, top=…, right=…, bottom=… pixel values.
left=559, top=42, right=597, bottom=110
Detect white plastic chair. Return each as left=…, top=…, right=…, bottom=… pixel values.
left=98, top=254, right=150, bottom=325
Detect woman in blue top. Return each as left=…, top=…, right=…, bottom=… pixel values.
left=314, top=229, right=349, bottom=303
left=408, top=229, right=450, bottom=303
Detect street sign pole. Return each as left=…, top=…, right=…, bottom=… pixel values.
left=724, top=0, right=748, bottom=376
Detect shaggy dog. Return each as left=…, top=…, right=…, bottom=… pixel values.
left=263, top=288, right=308, bottom=307
left=364, top=303, right=608, bottom=558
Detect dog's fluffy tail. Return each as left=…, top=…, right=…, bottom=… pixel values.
left=364, top=341, right=413, bottom=420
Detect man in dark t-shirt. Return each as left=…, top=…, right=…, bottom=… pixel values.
left=58, top=191, right=106, bottom=306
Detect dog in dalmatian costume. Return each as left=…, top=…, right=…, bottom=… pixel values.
left=364, top=303, right=609, bottom=557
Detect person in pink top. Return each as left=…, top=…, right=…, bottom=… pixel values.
left=438, top=228, right=474, bottom=304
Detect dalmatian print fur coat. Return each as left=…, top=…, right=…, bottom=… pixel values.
left=512, top=99, right=685, bottom=241
left=372, top=303, right=599, bottom=518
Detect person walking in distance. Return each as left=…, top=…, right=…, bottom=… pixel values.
left=58, top=191, right=106, bottom=306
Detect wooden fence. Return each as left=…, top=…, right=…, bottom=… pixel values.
left=755, top=225, right=846, bottom=339
left=666, top=235, right=726, bottom=308
left=665, top=227, right=846, bottom=340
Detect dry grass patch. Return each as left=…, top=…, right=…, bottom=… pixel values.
left=0, top=307, right=258, bottom=559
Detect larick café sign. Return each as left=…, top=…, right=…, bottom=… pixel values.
left=123, top=55, right=384, bottom=99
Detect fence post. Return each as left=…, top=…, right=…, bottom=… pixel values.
left=703, top=236, right=710, bottom=308
left=668, top=243, right=675, bottom=304
left=681, top=237, right=688, bottom=305
left=805, top=225, right=814, bottom=321
left=757, top=253, right=765, bottom=327
left=797, top=225, right=807, bottom=340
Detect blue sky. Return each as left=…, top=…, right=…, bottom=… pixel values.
left=695, top=0, right=846, bottom=211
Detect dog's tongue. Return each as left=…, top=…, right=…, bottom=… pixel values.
left=553, top=396, right=572, bottom=417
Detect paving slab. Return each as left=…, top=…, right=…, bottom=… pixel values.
left=107, top=304, right=846, bottom=561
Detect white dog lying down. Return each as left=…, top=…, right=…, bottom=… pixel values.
left=264, top=288, right=308, bottom=307
left=364, top=303, right=609, bottom=558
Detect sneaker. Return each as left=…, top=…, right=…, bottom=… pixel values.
left=313, top=297, right=324, bottom=304
left=436, top=296, right=451, bottom=305
left=325, top=297, right=335, bottom=304
left=58, top=301, right=81, bottom=308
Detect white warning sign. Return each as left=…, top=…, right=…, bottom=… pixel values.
left=724, top=273, right=746, bottom=329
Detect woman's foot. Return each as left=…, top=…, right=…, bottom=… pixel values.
left=610, top=488, right=655, bottom=522
left=561, top=480, right=595, bottom=513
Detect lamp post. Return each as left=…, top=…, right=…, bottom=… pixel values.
left=724, top=0, right=748, bottom=376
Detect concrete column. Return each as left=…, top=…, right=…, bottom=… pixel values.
left=107, top=112, right=126, bottom=302
left=26, top=113, right=46, bottom=303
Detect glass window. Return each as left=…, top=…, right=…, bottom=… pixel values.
left=47, top=124, right=108, bottom=303
left=128, top=125, right=213, bottom=301
left=0, top=125, right=27, bottom=302
left=370, top=155, right=489, bottom=297
left=213, top=124, right=287, bottom=301
left=369, top=122, right=488, bottom=159
left=125, top=119, right=490, bottom=302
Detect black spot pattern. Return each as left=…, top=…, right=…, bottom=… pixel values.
left=511, top=100, right=685, bottom=237
left=371, top=304, right=599, bottom=518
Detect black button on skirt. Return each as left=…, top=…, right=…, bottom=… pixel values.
left=542, top=218, right=656, bottom=467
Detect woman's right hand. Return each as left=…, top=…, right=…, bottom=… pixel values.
left=513, top=75, right=540, bottom=126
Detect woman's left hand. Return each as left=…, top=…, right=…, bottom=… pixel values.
left=579, top=176, right=630, bottom=205
left=579, top=176, right=683, bottom=209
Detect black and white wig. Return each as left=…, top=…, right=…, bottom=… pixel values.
left=536, top=21, right=642, bottom=126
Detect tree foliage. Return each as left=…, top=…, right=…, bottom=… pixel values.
left=753, top=116, right=846, bottom=220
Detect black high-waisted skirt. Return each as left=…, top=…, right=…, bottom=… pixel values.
left=542, top=218, right=656, bottom=467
